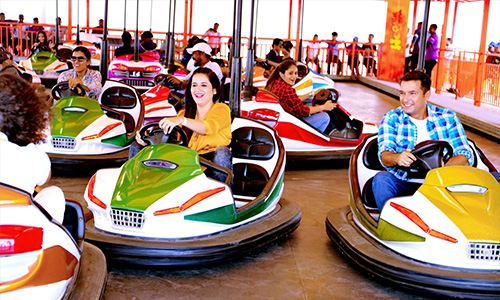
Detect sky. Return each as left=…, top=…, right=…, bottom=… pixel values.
left=0, top=0, right=499, bottom=52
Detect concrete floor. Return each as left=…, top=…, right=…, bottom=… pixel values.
left=48, top=82, right=500, bottom=300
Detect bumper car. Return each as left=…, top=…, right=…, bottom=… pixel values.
left=248, top=61, right=335, bottom=100
left=326, top=134, right=500, bottom=298
left=0, top=183, right=107, bottom=300
left=19, top=51, right=70, bottom=81
left=37, top=79, right=175, bottom=170
left=83, top=117, right=301, bottom=266
left=0, top=47, right=41, bottom=84
left=58, top=39, right=102, bottom=69
left=241, top=88, right=378, bottom=160
left=108, top=52, right=188, bottom=92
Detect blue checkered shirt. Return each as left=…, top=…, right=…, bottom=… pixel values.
left=378, top=104, right=473, bottom=181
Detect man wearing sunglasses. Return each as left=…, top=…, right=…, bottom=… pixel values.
left=57, top=46, right=102, bottom=100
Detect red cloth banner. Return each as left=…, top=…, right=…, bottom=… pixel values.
left=379, top=0, right=410, bottom=82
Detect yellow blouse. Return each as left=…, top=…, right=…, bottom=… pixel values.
left=178, top=103, right=232, bottom=155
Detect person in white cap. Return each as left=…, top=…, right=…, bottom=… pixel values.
left=167, top=42, right=223, bottom=90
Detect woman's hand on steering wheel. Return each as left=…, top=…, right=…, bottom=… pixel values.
left=321, top=100, right=337, bottom=111
left=159, top=116, right=184, bottom=134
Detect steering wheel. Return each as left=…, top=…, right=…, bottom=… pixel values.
left=312, top=88, right=340, bottom=106
left=51, top=82, right=86, bottom=100
left=254, top=59, right=270, bottom=70
left=139, top=122, right=188, bottom=147
left=154, top=74, right=180, bottom=90
left=404, top=140, right=453, bottom=178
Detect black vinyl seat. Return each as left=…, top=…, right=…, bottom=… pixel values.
left=100, top=86, right=137, bottom=109
left=231, top=127, right=275, bottom=197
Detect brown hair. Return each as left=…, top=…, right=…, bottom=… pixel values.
left=0, top=74, right=51, bottom=146
left=265, top=59, right=297, bottom=90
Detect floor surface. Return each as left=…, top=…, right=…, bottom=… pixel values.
left=48, top=82, right=500, bottom=300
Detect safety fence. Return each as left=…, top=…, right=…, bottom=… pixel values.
left=1, top=21, right=498, bottom=109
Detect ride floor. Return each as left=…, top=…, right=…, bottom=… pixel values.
left=48, top=82, right=500, bottom=300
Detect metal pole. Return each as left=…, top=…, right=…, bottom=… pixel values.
left=76, top=0, right=80, bottom=44
left=150, top=0, right=153, bottom=32
left=167, top=0, right=177, bottom=73
left=55, top=0, right=60, bottom=45
left=417, top=0, right=431, bottom=72
left=123, top=0, right=127, bottom=33
left=298, top=0, right=305, bottom=61
left=229, top=0, right=243, bottom=118
left=100, top=0, right=109, bottom=81
left=133, top=0, right=139, bottom=62
left=243, top=0, right=257, bottom=102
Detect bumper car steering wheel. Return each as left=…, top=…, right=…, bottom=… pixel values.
left=154, top=74, right=180, bottom=90
left=312, top=88, right=340, bottom=106
left=139, top=122, right=188, bottom=146
left=51, top=82, right=86, bottom=100
left=404, top=140, right=453, bottom=178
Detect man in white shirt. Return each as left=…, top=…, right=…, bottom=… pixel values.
left=166, top=42, right=223, bottom=89
left=204, top=23, right=222, bottom=56
left=306, top=34, right=321, bottom=73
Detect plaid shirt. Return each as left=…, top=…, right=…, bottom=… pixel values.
left=270, top=78, right=310, bottom=117
left=378, top=104, right=473, bottom=181
left=58, top=69, right=102, bottom=100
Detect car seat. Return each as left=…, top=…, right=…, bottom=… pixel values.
left=231, top=126, right=276, bottom=197
left=99, top=81, right=144, bottom=139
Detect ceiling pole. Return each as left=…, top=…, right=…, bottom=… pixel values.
left=451, top=1, right=458, bottom=41
left=100, top=0, right=109, bottom=81
left=68, top=0, right=72, bottom=43
left=86, top=0, right=90, bottom=33
left=416, top=0, right=431, bottom=71
left=243, top=0, right=257, bottom=102
left=189, top=0, right=193, bottom=38
left=474, top=0, right=490, bottom=106
left=287, top=0, right=293, bottom=40
left=435, top=0, right=451, bottom=94
left=295, top=0, right=302, bottom=61
left=229, top=0, right=243, bottom=119
left=412, top=0, right=418, bottom=33
left=183, top=0, right=189, bottom=45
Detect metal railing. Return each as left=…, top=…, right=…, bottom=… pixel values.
left=2, top=22, right=498, bottom=109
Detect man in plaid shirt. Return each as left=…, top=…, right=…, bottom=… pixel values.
left=373, top=71, right=473, bottom=211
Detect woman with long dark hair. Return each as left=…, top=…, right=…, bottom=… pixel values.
left=265, top=60, right=336, bottom=132
left=30, top=30, right=55, bottom=54
left=131, top=67, right=232, bottom=181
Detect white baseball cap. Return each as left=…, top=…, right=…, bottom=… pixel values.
left=187, top=43, right=212, bottom=55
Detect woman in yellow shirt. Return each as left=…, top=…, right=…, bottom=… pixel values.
left=132, top=67, right=232, bottom=181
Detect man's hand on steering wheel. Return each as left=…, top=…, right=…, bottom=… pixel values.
left=396, top=151, right=417, bottom=168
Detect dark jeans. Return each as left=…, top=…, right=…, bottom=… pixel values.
left=410, top=53, right=419, bottom=71
left=327, top=54, right=342, bottom=75
left=363, top=57, right=377, bottom=76
left=347, top=56, right=359, bottom=75
left=307, top=57, right=320, bottom=73
left=424, top=59, right=437, bottom=77
left=372, top=171, right=421, bottom=211
left=200, top=146, right=233, bottom=182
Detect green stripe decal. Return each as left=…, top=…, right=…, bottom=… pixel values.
left=378, top=219, right=425, bottom=242
left=184, top=173, right=284, bottom=224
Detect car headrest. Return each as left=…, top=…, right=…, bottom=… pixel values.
left=231, top=127, right=275, bottom=160
left=101, top=86, right=137, bottom=109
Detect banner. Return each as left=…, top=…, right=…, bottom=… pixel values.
left=379, top=0, right=410, bottom=82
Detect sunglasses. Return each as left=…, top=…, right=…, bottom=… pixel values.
left=70, top=56, right=86, bottom=62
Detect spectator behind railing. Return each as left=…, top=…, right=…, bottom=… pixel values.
left=0, top=12, right=12, bottom=48
left=48, top=17, right=67, bottom=45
